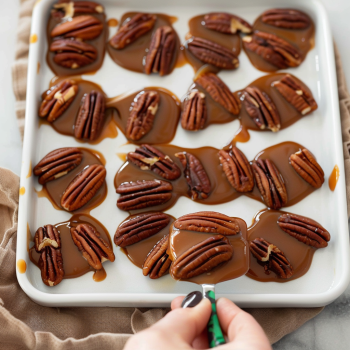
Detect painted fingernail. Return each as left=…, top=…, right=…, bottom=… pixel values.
left=181, top=291, right=203, bottom=308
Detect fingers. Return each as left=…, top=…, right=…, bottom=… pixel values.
left=152, top=298, right=212, bottom=345
left=171, top=296, right=185, bottom=310
left=216, top=298, right=271, bottom=350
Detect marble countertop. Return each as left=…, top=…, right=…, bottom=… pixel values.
left=0, top=0, right=349, bottom=348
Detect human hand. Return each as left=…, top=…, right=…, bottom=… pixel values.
left=124, top=293, right=272, bottom=350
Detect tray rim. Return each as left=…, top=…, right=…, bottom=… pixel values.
left=16, top=0, right=350, bottom=308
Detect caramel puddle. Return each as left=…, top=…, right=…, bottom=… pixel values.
left=329, top=165, right=340, bottom=191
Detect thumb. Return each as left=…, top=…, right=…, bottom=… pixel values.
left=150, top=297, right=211, bottom=345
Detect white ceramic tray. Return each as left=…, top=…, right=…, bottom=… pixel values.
left=17, top=0, right=350, bottom=307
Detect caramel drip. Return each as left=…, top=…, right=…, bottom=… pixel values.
left=107, top=18, right=118, bottom=27
left=28, top=213, right=113, bottom=281
left=19, top=187, right=25, bottom=196
left=17, top=259, right=27, bottom=274
left=107, top=13, right=182, bottom=74
left=46, top=12, right=107, bottom=76
left=26, top=161, right=32, bottom=179
left=27, top=223, right=32, bottom=252
left=35, top=148, right=107, bottom=214
left=115, top=141, right=316, bottom=214
left=30, top=34, right=38, bottom=44
left=246, top=209, right=315, bottom=282
left=329, top=165, right=340, bottom=191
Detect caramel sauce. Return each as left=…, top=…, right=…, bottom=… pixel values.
left=19, top=187, right=25, bottom=196
left=26, top=161, right=32, bottom=179
left=17, top=259, right=27, bottom=274
left=244, top=16, right=315, bottom=72
left=30, top=34, right=38, bottom=44
left=29, top=213, right=113, bottom=280
left=41, top=78, right=118, bottom=145
left=37, top=62, right=40, bottom=74
left=46, top=12, right=107, bottom=76
left=107, top=18, right=118, bottom=27
left=107, top=87, right=181, bottom=145
left=329, top=165, right=340, bottom=191
left=116, top=153, right=127, bottom=162
left=122, top=214, right=175, bottom=268
left=35, top=148, right=107, bottom=213
left=184, top=15, right=241, bottom=72
left=115, top=141, right=315, bottom=214
left=27, top=223, right=32, bottom=252
left=246, top=209, right=315, bottom=282
left=169, top=219, right=249, bottom=285
left=107, top=13, right=183, bottom=74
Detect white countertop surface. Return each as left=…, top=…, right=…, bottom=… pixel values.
left=0, top=0, right=349, bottom=348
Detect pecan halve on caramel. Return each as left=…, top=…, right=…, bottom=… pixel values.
left=52, top=1, right=104, bottom=20
left=290, top=149, right=324, bottom=188
left=250, top=238, right=293, bottom=279
left=116, top=180, right=172, bottom=211
left=243, top=31, right=302, bottom=69
left=195, top=73, right=240, bottom=115
left=175, top=152, right=211, bottom=200
left=143, top=235, right=172, bottom=279
left=50, top=38, right=97, bottom=69
left=278, top=213, right=330, bottom=248
left=240, top=86, right=281, bottom=132
left=203, top=12, right=252, bottom=34
left=34, top=147, right=83, bottom=185
left=74, top=91, right=105, bottom=141
left=51, top=15, right=103, bottom=40
left=219, top=148, right=254, bottom=192
left=144, top=26, right=176, bottom=76
left=261, top=9, right=311, bottom=29
left=109, top=13, right=156, bottom=49
left=126, top=91, right=160, bottom=141
left=181, top=90, right=207, bottom=131
left=114, top=212, right=170, bottom=247
left=39, top=80, right=78, bottom=122
left=71, top=223, right=115, bottom=270
left=252, top=159, right=287, bottom=209
left=273, top=74, right=317, bottom=115
left=170, top=235, right=233, bottom=279
left=174, top=211, right=240, bottom=235
left=127, top=144, right=181, bottom=180
left=35, top=225, right=64, bottom=286
left=186, top=37, right=239, bottom=69
left=61, top=164, right=106, bottom=211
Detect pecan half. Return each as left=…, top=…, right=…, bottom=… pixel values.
left=61, top=164, right=106, bottom=211
left=174, top=211, right=240, bottom=235
left=51, top=15, right=103, bottom=40
left=278, top=213, right=330, bottom=248
left=34, top=147, right=83, bottom=185
left=52, top=1, right=104, bottom=20
left=114, top=212, right=170, bottom=247
left=250, top=238, right=293, bottom=279
left=240, top=86, right=281, bottom=132
left=116, top=180, right=172, bottom=211
left=252, top=159, right=287, bottom=209
left=144, top=26, right=176, bottom=76
left=218, top=148, right=254, bottom=192
left=109, top=13, right=156, bottom=49
left=50, top=38, right=97, bottom=69
left=273, top=74, right=318, bottom=115
left=290, top=149, right=324, bottom=188
left=39, top=80, right=78, bottom=122
left=126, top=91, right=160, bottom=141
left=243, top=32, right=302, bottom=69
left=34, top=225, right=61, bottom=252
left=35, top=225, right=64, bottom=286
left=71, top=223, right=115, bottom=270
left=186, top=37, right=239, bottom=69
left=262, top=9, right=311, bottom=29
left=74, top=91, right=105, bottom=140
left=143, top=235, right=171, bottom=279
left=181, top=90, right=207, bottom=131
left=127, top=144, right=181, bottom=180
left=170, top=235, right=233, bottom=279
left=175, top=152, right=211, bottom=200
left=195, top=73, right=240, bottom=115
left=203, top=12, right=253, bottom=34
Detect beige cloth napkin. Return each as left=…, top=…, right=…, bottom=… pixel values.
left=7, top=0, right=350, bottom=348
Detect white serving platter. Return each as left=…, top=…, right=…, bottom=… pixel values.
left=17, top=0, right=350, bottom=307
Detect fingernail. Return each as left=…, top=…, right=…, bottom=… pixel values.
left=181, top=291, right=203, bottom=308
